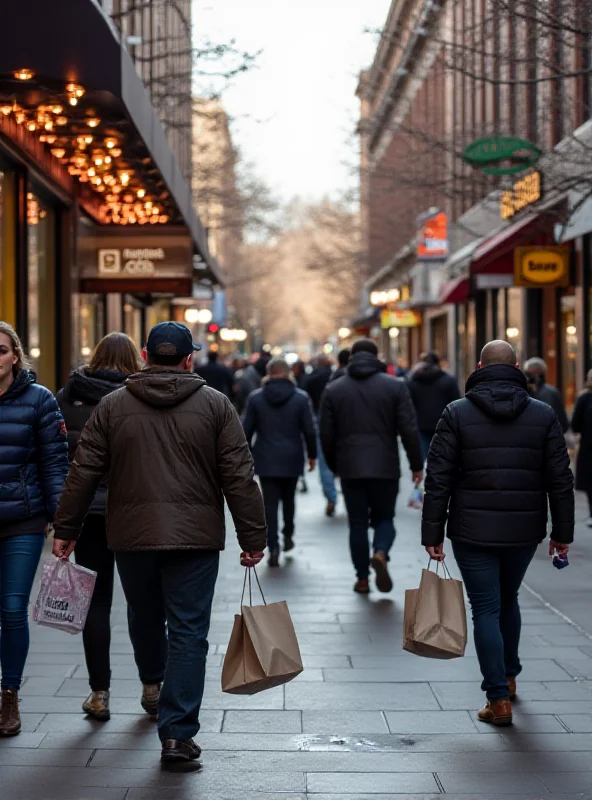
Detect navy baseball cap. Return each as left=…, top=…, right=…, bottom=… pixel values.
left=146, top=322, right=201, bottom=357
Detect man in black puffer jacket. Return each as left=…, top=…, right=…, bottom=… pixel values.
left=320, top=339, right=423, bottom=594
left=408, top=351, right=461, bottom=461
left=422, top=340, right=574, bottom=728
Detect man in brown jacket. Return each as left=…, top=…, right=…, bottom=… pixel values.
left=53, top=322, right=267, bottom=763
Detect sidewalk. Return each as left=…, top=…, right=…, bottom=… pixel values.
left=4, top=474, right=592, bottom=800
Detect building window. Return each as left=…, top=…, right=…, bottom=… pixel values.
left=27, top=190, right=56, bottom=389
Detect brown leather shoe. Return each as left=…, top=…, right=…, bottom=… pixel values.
left=370, top=552, right=393, bottom=593
left=354, top=579, right=370, bottom=594
left=478, top=698, right=512, bottom=727
left=141, top=683, right=160, bottom=717
left=0, top=689, right=21, bottom=736
left=507, top=677, right=517, bottom=699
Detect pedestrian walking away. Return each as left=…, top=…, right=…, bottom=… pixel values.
left=235, top=355, right=270, bottom=415
left=408, top=351, right=461, bottom=462
left=53, top=321, right=267, bottom=763
left=57, top=332, right=143, bottom=722
left=320, top=339, right=423, bottom=594
left=524, top=356, right=569, bottom=433
left=305, top=354, right=338, bottom=516
left=422, top=340, right=574, bottom=727
left=242, top=358, right=317, bottom=567
left=194, top=349, right=235, bottom=399
left=0, top=322, right=69, bottom=737
left=329, top=348, right=350, bottom=383
left=570, top=368, right=592, bottom=526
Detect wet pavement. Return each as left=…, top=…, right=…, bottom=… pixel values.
left=5, top=472, right=592, bottom=799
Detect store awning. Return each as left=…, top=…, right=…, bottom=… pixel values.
left=0, top=0, right=223, bottom=287
left=471, top=213, right=556, bottom=275
left=439, top=274, right=470, bottom=304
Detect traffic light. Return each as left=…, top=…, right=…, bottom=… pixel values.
left=207, top=323, right=219, bottom=334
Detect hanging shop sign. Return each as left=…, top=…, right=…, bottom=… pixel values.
left=79, top=231, right=194, bottom=294
left=381, top=309, right=421, bottom=329
left=417, top=210, right=448, bottom=260
left=514, top=246, right=569, bottom=287
left=500, top=171, right=543, bottom=220
left=463, top=136, right=542, bottom=176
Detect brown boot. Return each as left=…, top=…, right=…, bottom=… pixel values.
left=507, top=677, right=517, bottom=699
left=478, top=698, right=512, bottom=727
left=354, top=579, right=370, bottom=594
left=0, top=689, right=21, bottom=736
left=370, top=552, right=393, bottom=593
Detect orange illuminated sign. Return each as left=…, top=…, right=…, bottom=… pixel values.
left=417, top=211, right=448, bottom=260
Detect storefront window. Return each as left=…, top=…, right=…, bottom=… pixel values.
left=123, top=296, right=143, bottom=351
left=27, top=191, right=55, bottom=390
left=506, top=287, right=523, bottom=365
left=79, top=295, right=105, bottom=363
left=430, top=313, right=448, bottom=363
left=561, top=293, right=577, bottom=411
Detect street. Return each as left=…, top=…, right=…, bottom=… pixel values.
left=2, top=473, right=591, bottom=799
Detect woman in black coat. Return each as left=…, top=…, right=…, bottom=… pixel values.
left=571, top=370, right=592, bottom=526
left=57, top=333, right=142, bottom=721
left=0, top=322, right=69, bottom=736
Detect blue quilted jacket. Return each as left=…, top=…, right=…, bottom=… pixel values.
left=0, top=370, right=69, bottom=524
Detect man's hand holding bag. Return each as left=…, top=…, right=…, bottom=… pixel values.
left=222, top=568, right=303, bottom=695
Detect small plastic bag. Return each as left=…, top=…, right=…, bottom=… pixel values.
left=33, top=559, right=97, bottom=635
left=407, top=484, right=424, bottom=509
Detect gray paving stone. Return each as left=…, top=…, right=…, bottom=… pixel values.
left=540, top=772, right=592, bottom=792
left=483, top=714, right=567, bottom=734
left=5, top=789, right=127, bottom=800
left=302, top=711, right=389, bottom=734
left=557, top=714, right=592, bottom=732
left=285, top=682, right=440, bottom=711
left=0, top=733, right=46, bottom=748
left=384, top=710, right=478, bottom=734
left=35, top=710, right=223, bottom=733
left=19, top=713, right=46, bottom=733
left=306, top=772, right=440, bottom=794
left=499, top=732, right=592, bottom=751
left=437, top=772, right=548, bottom=792
left=222, top=710, right=302, bottom=733
left=0, top=748, right=92, bottom=766
left=430, top=681, right=592, bottom=710
left=127, top=792, right=306, bottom=800
left=301, top=655, right=351, bottom=668
left=22, top=663, right=78, bottom=678
left=21, top=676, right=66, bottom=696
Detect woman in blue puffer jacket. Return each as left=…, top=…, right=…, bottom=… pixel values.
left=0, top=321, right=68, bottom=737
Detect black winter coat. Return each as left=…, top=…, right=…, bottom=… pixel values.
left=57, top=368, right=128, bottom=515
left=305, top=366, right=333, bottom=414
left=194, top=361, right=235, bottom=399
left=570, top=390, right=592, bottom=491
left=422, top=364, right=574, bottom=548
left=408, top=363, right=461, bottom=433
left=0, top=370, right=68, bottom=530
left=319, top=352, right=423, bottom=480
left=529, top=381, right=569, bottom=433
left=242, top=379, right=317, bottom=477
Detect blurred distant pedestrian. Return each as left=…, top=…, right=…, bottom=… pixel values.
left=53, top=322, right=266, bottom=763
left=57, top=332, right=142, bottom=722
left=423, top=340, right=573, bottom=727
left=235, top=355, right=270, bottom=415
left=408, top=351, right=461, bottom=462
left=305, top=355, right=338, bottom=516
left=194, top=350, right=235, bottom=399
left=0, top=322, right=68, bottom=737
left=524, top=357, right=569, bottom=433
left=330, top=349, right=350, bottom=383
left=570, top=369, right=592, bottom=526
left=243, top=358, right=316, bottom=566
left=320, top=339, right=423, bottom=594
left=292, top=360, right=308, bottom=390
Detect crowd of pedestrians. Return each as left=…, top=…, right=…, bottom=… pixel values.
left=0, top=316, right=580, bottom=758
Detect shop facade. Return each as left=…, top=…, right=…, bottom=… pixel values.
left=0, top=0, right=221, bottom=391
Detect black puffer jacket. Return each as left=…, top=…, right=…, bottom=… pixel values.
left=408, top=363, right=461, bottom=433
left=305, top=365, right=333, bottom=414
left=319, top=352, right=423, bottom=480
left=242, top=378, right=316, bottom=477
left=422, top=364, right=574, bottom=548
left=57, top=368, right=128, bottom=515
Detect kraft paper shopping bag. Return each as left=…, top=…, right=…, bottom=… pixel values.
left=403, top=562, right=467, bottom=659
left=221, top=568, right=303, bottom=695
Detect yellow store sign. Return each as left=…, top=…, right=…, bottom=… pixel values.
left=380, top=309, right=421, bottom=329
left=514, top=246, right=569, bottom=287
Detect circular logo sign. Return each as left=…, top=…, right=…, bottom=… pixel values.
left=515, top=248, right=568, bottom=286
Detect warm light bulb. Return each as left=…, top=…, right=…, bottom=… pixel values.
left=66, top=83, right=85, bottom=98
left=150, top=216, right=159, bottom=225
left=69, top=97, right=78, bottom=106
left=104, top=155, right=112, bottom=164
left=110, top=148, right=122, bottom=158
left=159, top=215, right=169, bottom=223
left=15, top=112, right=26, bottom=124
left=44, top=120, right=54, bottom=131
left=120, top=172, right=130, bottom=185
left=137, top=188, right=146, bottom=199
left=56, top=116, right=68, bottom=126
left=94, top=156, right=103, bottom=166
left=105, top=138, right=117, bottom=149
left=51, top=147, right=66, bottom=159
left=91, top=177, right=102, bottom=185
left=52, top=105, right=63, bottom=114
left=0, top=105, right=12, bottom=115
left=145, top=201, right=153, bottom=209
left=45, top=134, right=57, bottom=144
left=14, top=68, right=34, bottom=81
left=123, top=193, right=134, bottom=204
left=87, top=167, right=96, bottom=177
left=151, top=206, right=159, bottom=215
left=86, top=117, right=100, bottom=128
left=79, top=174, right=89, bottom=182
left=26, top=121, right=37, bottom=132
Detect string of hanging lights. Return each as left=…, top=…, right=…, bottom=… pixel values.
left=1, top=69, right=173, bottom=226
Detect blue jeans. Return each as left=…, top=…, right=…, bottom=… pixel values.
left=317, top=431, right=337, bottom=504
left=116, top=549, right=219, bottom=742
left=341, top=479, right=398, bottom=579
left=452, top=540, right=538, bottom=701
left=420, top=431, right=434, bottom=463
left=0, top=534, right=45, bottom=690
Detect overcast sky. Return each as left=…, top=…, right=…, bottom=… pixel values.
left=194, top=0, right=392, bottom=202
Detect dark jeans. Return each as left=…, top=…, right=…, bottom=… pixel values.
left=341, top=479, right=398, bottom=579
left=115, top=549, right=219, bottom=742
left=74, top=515, right=115, bottom=691
left=420, top=431, right=434, bottom=463
left=0, top=533, right=45, bottom=690
left=452, top=540, right=538, bottom=701
left=260, top=477, right=298, bottom=551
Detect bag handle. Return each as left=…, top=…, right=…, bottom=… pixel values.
left=427, top=557, right=453, bottom=580
left=240, top=566, right=267, bottom=607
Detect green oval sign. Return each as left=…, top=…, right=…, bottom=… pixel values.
left=463, top=137, right=542, bottom=176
